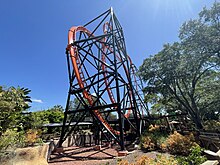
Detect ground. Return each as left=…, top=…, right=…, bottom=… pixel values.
left=48, top=146, right=164, bottom=165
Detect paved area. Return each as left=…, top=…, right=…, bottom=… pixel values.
left=48, top=146, right=161, bottom=165
left=49, top=146, right=118, bottom=165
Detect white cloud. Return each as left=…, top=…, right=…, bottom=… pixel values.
left=31, top=98, right=43, bottom=103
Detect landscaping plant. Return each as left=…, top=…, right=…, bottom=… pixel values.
left=176, top=145, right=207, bottom=165
left=162, top=131, right=197, bottom=155
left=141, top=125, right=168, bottom=151
left=117, top=155, right=178, bottom=165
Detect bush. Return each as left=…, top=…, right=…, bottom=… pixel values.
left=203, top=120, right=220, bottom=132
left=0, top=129, right=25, bottom=151
left=177, top=145, right=207, bottom=165
left=141, top=125, right=168, bottom=151
left=141, top=135, right=155, bottom=150
left=0, top=129, right=25, bottom=162
left=25, top=129, right=43, bottom=146
left=163, top=131, right=197, bottom=155
left=0, top=128, right=43, bottom=152
left=117, top=155, right=178, bottom=165
left=0, top=86, right=31, bottom=134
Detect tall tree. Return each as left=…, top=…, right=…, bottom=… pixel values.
left=139, top=2, right=220, bottom=129
left=0, top=86, right=31, bottom=134
left=22, top=105, right=64, bottom=129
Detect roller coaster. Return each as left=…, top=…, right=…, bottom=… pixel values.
left=58, top=8, right=149, bottom=151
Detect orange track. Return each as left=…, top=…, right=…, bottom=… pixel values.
left=102, top=22, right=116, bottom=104
left=67, top=26, right=119, bottom=135
left=102, top=22, right=134, bottom=118
left=66, top=25, right=141, bottom=135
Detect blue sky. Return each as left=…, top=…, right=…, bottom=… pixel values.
left=0, top=0, right=216, bottom=111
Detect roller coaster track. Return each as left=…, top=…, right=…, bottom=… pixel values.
left=102, top=22, right=134, bottom=119
left=66, top=25, right=142, bottom=135
left=59, top=8, right=148, bottom=151
left=67, top=26, right=120, bottom=135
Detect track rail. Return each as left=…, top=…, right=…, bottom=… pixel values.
left=60, top=8, right=148, bottom=151
left=67, top=26, right=120, bottom=135
left=102, top=22, right=134, bottom=118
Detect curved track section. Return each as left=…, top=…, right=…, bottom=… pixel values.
left=59, top=8, right=149, bottom=151
left=67, top=26, right=119, bottom=135
left=102, top=22, right=134, bottom=118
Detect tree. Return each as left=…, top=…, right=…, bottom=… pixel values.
left=139, top=2, right=220, bottom=129
left=0, top=86, right=31, bottom=134
left=22, top=105, right=64, bottom=130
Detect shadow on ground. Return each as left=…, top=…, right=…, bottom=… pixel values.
left=49, top=146, right=118, bottom=165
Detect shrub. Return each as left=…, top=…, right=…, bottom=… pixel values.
left=25, top=129, right=43, bottom=146
left=141, top=135, right=155, bottom=150
left=177, top=145, right=207, bottom=165
left=152, top=155, right=178, bottom=165
left=117, top=159, right=129, bottom=165
left=141, top=125, right=168, bottom=151
left=135, top=155, right=152, bottom=165
left=0, top=129, right=17, bottom=151
left=0, top=151, right=15, bottom=163
left=148, top=124, right=160, bottom=132
left=117, top=155, right=178, bottom=165
left=203, top=120, right=220, bottom=132
left=163, top=131, right=197, bottom=155
left=0, top=129, right=25, bottom=162
left=0, top=129, right=25, bottom=151
left=0, top=128, right=43, bottom=153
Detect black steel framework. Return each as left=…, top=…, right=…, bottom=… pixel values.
left=58, top=8, right=148, bottom=151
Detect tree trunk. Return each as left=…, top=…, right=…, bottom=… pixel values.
left=192, top=114, right=203, bottom=130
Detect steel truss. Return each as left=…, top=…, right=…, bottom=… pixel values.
left=59, top=8, right=149, bottom=151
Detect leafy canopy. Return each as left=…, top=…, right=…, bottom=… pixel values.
left=139, top=2, right=220, bottom=129
left=0, top=86, right=31, bottom=133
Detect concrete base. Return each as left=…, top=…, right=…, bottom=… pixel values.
left=94, top=145, right=102, bottom=151
left=1, top=144, right=49, bottom=165
left=118, top=150, right=128, bottom=157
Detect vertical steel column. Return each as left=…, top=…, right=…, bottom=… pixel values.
left=59, top=7, right=149, bottom=150
left=111, top=7, right=125, bottom=151
left=58, top=53, right=72, bottom=147
left=114, top=15, right=141, bottom=137
left=123, top=34, right=141, bottom=138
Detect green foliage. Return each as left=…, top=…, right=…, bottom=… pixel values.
left=25, top=129, right=43, bottom=146
left=163, top=131, right=197, bottom=156
left=141, top=125, right=168, bottom=151
left=152, top=155, right=178, bottom=165
left=139, top=2, right=220, bottom=129
left=0, top=86, right=31, bottom=134
left=0, top=85, right=63, bottom=153
left=0, top=128, right=44, bottom=154
left=203, top=120, right=220, bottom=132
left=177, top=145, right=207, bottom=165
left=22, top=105, right=64, bottom=130
left=117, top=155, right=178, bottom=165
left=46, top=105, right=64, bottom=123
left=0, top=129, right=25, bottom=151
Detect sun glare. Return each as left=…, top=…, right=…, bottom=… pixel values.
left=153, top=0, right=193, bottom=19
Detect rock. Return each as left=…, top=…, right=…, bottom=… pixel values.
left=2, top=143, right=49, bottom=165
left=200, top=160, right=219, bottom=165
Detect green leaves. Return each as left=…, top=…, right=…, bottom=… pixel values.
left=0, top=86, right=31, bottom=133
left=139, top=2, right=220, bottom=129
left=177, top=145, right=207, bottom=165
left=23, top=105, right=64, bottom=130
